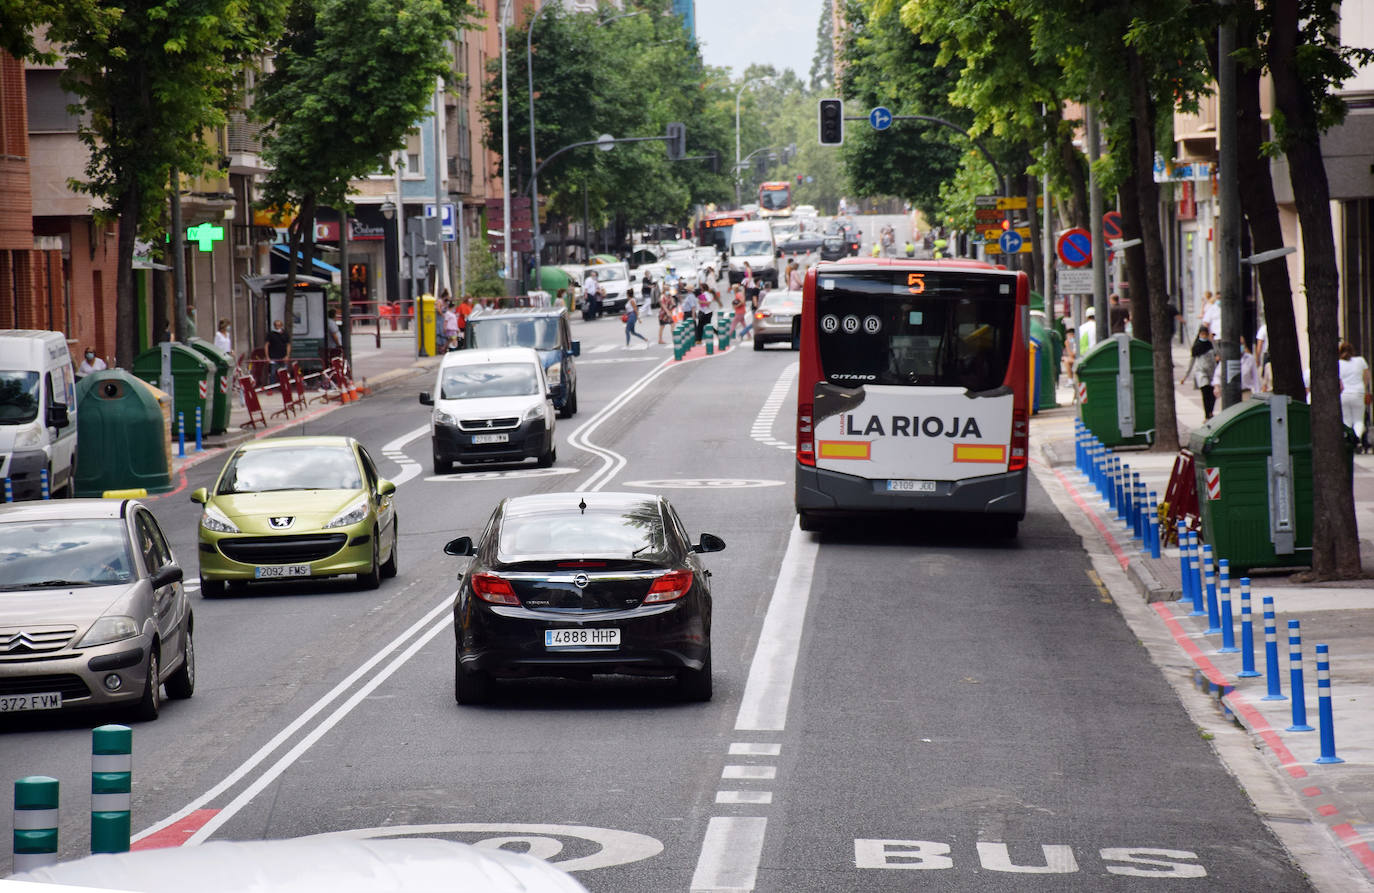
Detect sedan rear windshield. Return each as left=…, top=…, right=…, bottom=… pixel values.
left=467, top=317, right=560, bottom=352
left=0, top=370, right=40, bottom=425
left=217, top=446, right=361, bottom=494
left=441, top=363, right=539, bottom=400
left=0, top=519, right=134, bottom=588
left=499, top=510, right=667, bottom=560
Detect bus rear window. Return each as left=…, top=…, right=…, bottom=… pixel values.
left=815, top=271, right=1017, bottom=392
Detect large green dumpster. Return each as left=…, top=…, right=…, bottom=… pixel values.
left=73, top=370, right=173, bottom=496
left=1028, top=315, right=1058, bottom=413
left=1188, top=394, right=1344, bottom=573
left=1076, top=334, right=1155, bottom=446
left=132, top=342, right=214, bottom=439
left=186, top=337, right=232, bottom=435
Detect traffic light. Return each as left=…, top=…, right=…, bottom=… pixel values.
left=1001, top=219, right=1011, bottom=231
left=818, top=98, right=844, bottom=146
left=796, top=174, right=803, bottom=185
left=709, top=151, right=720, bottom=174
left=665, top=122, right=686, bottom=161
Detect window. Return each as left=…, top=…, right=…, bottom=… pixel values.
left=26, top=70, right=82, bottom=133
left=135, top=511, right=172, bottom=572
left=404, top=129, right=423, bottom=178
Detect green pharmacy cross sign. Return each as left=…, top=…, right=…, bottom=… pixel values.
left=186, top=222, right=224, bottom=252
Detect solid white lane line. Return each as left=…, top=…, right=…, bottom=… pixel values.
left=734, top=519, right=820, bottom=732
left=566, top=358, right=674, bottom=492
left=185, top=614, right=453, bottom=845
left=133, top=595, right=455, bottom=843
left=690, top=817, right=769, bottom=893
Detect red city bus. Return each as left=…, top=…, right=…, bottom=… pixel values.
left=794, top=258, right=1030, bottom=536
left=757, top=181, right=792, bottom=218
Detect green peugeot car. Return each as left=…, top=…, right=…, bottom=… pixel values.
left=191, top=436, right=398, bottom=595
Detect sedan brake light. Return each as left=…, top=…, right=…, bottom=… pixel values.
left=471, top=572, right=520, bottom=606
left=644, top=569, right=693, bottom=604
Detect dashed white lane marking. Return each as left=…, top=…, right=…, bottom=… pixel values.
left=380, top=424, right=428, bottom=485
left=423, top=467, right=578, bottom=482
left=691, top=817, right=768, bottom=893
left=722, top=766, right=777, bottom=781
left=750, top=362, right=797, bottom=451
left=716, top=791, right=773, bottom=805
left=728, top=743, right=780, bottom=756
left=579, top=356, right=660, bottom=366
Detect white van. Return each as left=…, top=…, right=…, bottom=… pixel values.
left=590, top=261, right=632, bottom=313
left=0, top=330, right=78, bottom=499
left=728, top=220, right=778, bottom=286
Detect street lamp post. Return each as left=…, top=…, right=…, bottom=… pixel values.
left=734, top=76, right=772, bottom=207
left=380, top=200, right=399, bottom=331
left=499, top=0, right=513, bottom=293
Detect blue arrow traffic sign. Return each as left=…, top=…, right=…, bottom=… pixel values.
left=999, top=230, right=1023, bottom=254
left=869, top=106, right=893, bottom=131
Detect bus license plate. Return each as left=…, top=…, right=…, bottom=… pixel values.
left=472, top=433, right=509, bottom=445
left=255, top=564, right=310, bottom=579
left=0, top=692, right=62, bottom=712
left=887, top=480, right=936, bottom=493
left=545, top=628, right=620, bottom=649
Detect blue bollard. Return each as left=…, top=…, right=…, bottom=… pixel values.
left=1313, top=644, right=1344, bottom=764
left=1177, top=521, right=1190, bottom=597
left=1115, top=460, right=1127, bottom=518
left=1131, top=473, right=1143, bottom=535
left=1262, top=596, right=1285, bottom=700
left=1286, top=619, right=1315, bottom=731
left=40, top=467, right=49, bottom=500
left=1187, top=532, right=1205, bottom=616
left=1218, top=559, right=1238, bottom=653
left=1076, top=423, right=1085, bottom=472
left=1094, top=445, right=1106, bottom=495
left=1148, top=493, right=1161, bottom=559
left=3, top=477, right=10, bottom=503
left=194, top=406, right=204, bottom=452
left=1202, top=544, right=1221, bottom=634
left=177, top=412, right=186, bottom=459
left=1237, top=578, right=1260, bottom=677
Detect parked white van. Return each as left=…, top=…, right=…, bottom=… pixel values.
left=0, top=330, right=78, bottom=499
left=727, top=220, right=778, bottom=286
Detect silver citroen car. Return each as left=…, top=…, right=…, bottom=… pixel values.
left=0, top=498, right=194, bottom=721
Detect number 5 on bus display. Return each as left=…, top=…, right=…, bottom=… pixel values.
left=794, top=260, right=1030, bottom=537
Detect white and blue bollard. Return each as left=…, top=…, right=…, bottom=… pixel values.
left=1148, top=493, right=1161, bottom=559
left=1202, top=544, right=1222, bottom=633
left=1187, top=532, right=1205, bottom=616
left=39, top=467, right=49, bottom=500
left=194, top=406, right=204, bottom=452
left=1262, top=596, right=1285, bottom=700
left=1177, top=521, right=1191, bottom=598
left=177, top=411, right=186, bottom=459
left=1237, top=578, right=1260, bottom=677
left=1131, top=473, right=1144, bottom=536
left=3, top=477, right=11, bottom=503
left=1313, top=644, right=1343, bottom=764
left=1286, top=619, right=1315, bottom=731
left=13, top=775, right=59, bottom=872
left=1217, top=559, right=1239, bottom=653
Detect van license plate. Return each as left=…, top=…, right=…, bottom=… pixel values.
left=887, top=480, right=936, bottom=493
left=472, top=433, right=509, bottom=445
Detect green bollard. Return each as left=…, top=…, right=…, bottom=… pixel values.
left=13, top=775, right=59, bottom=872
left=704, top=323, right=715, bottom=355
left=91, top=724, right=132, bottom=854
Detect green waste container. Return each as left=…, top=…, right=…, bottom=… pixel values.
left=73, top=371, right=173, bottom=496
left=186, top=337, right=232, bottom=435
left=132, top=342, right=214, bottom=440
left=1189, top=394, right=1346, bottom=573
left=1076, top=334, right=1155, bottom=446
left=1028, top=315, right=1058, bottom=413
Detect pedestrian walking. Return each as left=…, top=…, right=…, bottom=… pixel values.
left=730, top=284, right=751, bottom=339
left=1198, top=290, right=1220, bottom=338
left=214, top=317, right=232, bottom=354
left=442, top=302, right=460, bottom=351
left=786, top=261, right=803, bottom=291
left=266, top=318, right=291, bottom=380
left=1180, top=324, right=1218, bottom=420
left=1339, top=341, right=1371, bottom=448
left=657, top=291, right=675, bottom=343
left=77, top=347, right=107, bottom=377
left=742, top=263, right=759, bottom=309
left=624, top=295, right=648, bottom=347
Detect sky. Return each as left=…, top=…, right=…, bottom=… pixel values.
left=693, top=0, right=825, bottom=81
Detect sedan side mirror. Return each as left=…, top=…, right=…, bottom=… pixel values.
left=150, top=565, right=184, bottom=588
left=692, top=533, right=726, bottom=553
left=189, top=487, right=209, bottom=505
left=419, top=392, right=434, bottom=406
left=444, top=536, right=474, bottom=556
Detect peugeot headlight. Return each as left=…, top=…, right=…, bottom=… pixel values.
left=434, top=409, right=459, bottom=428
left=324, top=498, right=369, bottom=529
left=78, top=615, right=139, bottom=648
left=13, top=422, right=43, bottom=449
left=546, top=362, right=562, bottom=385
left=201, top=504, right=240, bottom=534
left=524, top=402, right=544, bottom=421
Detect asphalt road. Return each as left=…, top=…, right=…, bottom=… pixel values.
left=0, top=293, right=1309, bottom=890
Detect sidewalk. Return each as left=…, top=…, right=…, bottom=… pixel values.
left=1035, top=339, right=1374, bottom=888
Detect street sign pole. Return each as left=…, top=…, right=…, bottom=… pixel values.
left=1087, top=103, right=1108, bottom=342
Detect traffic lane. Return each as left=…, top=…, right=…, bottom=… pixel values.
left=756, top=483, right=1307, bottom=891
left=194, top=340, right=797, bottom=891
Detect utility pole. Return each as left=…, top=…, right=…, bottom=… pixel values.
left=1087, top=103, right=1108, bottom=343
left=1217, top=3, right=1243, bottom=408
left=170, top=168, right=188, bottom=342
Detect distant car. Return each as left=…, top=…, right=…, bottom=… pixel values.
left=191, top=436, right=398, bottom=595
left=444, top=492, right=725, bottom=704
left=0, top=498, right=194, bottom=720
left=464, top=306, right=580, bottom=417
left=753, top=290, right=803, bottom=350
left=420, top=347, right=557, bottom=473
left=794, top=204, right=818, bottom=217
left=819, top=235, right=848, bottom=261
left=778, top=232, right=826, bottom=258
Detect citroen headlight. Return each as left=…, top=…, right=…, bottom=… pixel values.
left=201, top=504, right=240, bottom=534
left=324, top=498, right=369, bottom=529
left=434, top=409, right=459, bottom=428
left=78, top=615, right=139, bottom=648
left=524, top=402, right=544, bottom=421
left=13, top=422, right=43, bottom=449
left=546, top=362, right=562, bottom=385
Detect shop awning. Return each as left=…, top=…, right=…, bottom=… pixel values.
left=270, top=245, right=341, bottom=274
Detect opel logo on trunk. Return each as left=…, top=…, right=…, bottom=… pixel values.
left=573, top=574, right=589, bottom=589
left=269, top=516, right=294, bottom=529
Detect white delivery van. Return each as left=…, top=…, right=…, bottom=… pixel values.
left=0, top=330, right=78, bottom=499
left=728, top=220, right=778, bottom=286
left=591, top=261, right=633, bottom=313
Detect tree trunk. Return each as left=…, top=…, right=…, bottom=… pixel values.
left=114, top=185, right=141, bottom=369
left=1050, top=105, right=1090, bottom=228
left=1269, top=0, right=1361, bottom=578
left=1026, top=170, right=1044, bottom=295
left=1125, top=47, right=1180, bottom=452
left=1119, top=155, right=1151, bottom=345
left=1236, top=22, right=1304, bottom=401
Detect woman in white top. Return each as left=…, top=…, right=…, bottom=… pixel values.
left=214, top=318, right=232, bottom=353
left=1338, top=341, right=1370, bottom=442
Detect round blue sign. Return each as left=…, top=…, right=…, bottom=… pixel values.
left=869, top=106, right=893, bottom=131
left=999, top=230, right=1023, bottom=254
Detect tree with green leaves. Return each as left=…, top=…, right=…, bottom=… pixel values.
left=809, top=0, right=835, bottom=93
left=255, top=0, right=474, bottom=333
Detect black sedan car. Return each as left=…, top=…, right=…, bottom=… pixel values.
left=819, top=235, right=848, bottom=261
left=444, top=492, right=724, bottom=704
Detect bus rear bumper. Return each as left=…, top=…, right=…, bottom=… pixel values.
left=795, top=465, right=1026, bottom=518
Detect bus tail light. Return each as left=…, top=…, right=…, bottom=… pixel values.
left=471, top=572, right=521, bottom=606
left=797, top=402, right=815, bottom=466
left=1008, top=409, right=1029, bottom=471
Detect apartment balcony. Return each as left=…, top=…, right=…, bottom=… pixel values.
left=227, top=112, right=268, bottom=175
